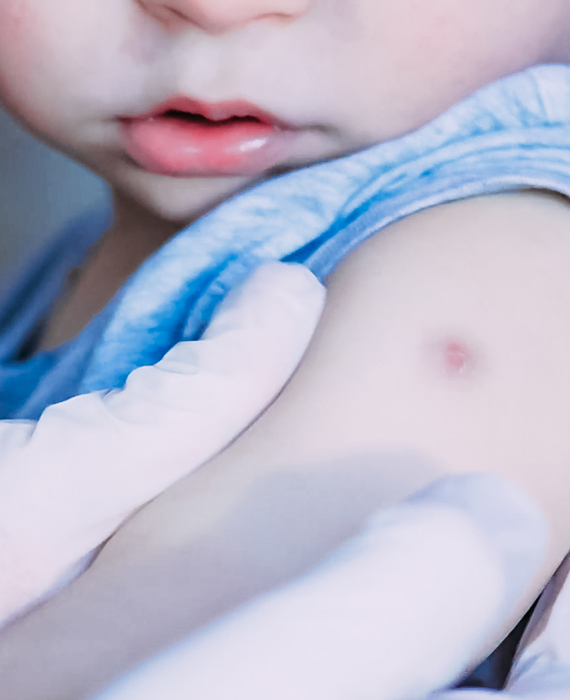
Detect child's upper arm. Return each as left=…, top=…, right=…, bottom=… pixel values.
left=125, top=190, right=570, bottom=560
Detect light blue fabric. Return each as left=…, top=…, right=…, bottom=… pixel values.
left=4, top=64, right=570, bottom=422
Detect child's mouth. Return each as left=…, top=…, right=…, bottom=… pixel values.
left=119, top=98, right=296, bottom=177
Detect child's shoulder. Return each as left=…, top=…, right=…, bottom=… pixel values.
left=347, top=190, right=570, bottom=275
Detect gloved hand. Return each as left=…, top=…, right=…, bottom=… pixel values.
left=429, top=553, right=570, bottom=700
left=92, top=473, right=548, bottom=700
left=0, top=262, right=325, bottom=627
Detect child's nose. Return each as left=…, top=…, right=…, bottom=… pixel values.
left=138, top=0, right=312, bottom=33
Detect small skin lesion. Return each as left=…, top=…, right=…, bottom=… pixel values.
left=425, top=337, right=478, bottom=380
left=441, top=339, right=475, bottom=377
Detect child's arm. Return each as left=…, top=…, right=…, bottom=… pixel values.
left=2, top=191, right=570, bottom=698
left=0, top=262, right=325, bottom=627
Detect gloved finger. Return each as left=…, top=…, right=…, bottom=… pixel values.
left=92, top=474, right=547, bottom=700
left=120, top=261, right=326, bottom=412
left=0, top=262, right=325, bottom=626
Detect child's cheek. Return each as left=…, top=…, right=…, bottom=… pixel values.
left=0, top=1, right=43, bottom=113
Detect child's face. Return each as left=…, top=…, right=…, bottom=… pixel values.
left=1, top=0, right=569, bottom=224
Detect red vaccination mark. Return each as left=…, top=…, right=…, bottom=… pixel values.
left=443, top=340, right=472, bottom=376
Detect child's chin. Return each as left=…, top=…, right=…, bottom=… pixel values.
left=114, top=166, right=258, bottom=225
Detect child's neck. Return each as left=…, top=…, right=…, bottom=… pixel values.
left=35, top=192, right=184, bottom=353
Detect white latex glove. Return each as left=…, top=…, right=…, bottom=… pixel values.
left=0, top=262, right=325, bottom=628
left=429, top=553, right=570, bottom=700
left=93, top=473, right=548, bottom=700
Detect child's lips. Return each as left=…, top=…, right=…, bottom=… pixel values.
left=119, top=98, right=298, bottom=177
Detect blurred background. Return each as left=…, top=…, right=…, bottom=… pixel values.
left=0, top=106, right=109, bottom=283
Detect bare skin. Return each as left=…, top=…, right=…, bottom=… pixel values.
left=3, top=192, right=570, bottom=698
left=36, top=191, right=182, bottom=352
